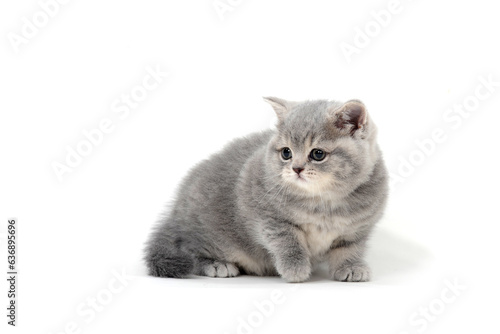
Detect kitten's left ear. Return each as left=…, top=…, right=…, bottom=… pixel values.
left=263, top=97, right=297, bottom=123
left=329, top=99, right=367, bottom=135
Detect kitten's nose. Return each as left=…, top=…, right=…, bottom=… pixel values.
left=293, top=167, right=304, bottom=175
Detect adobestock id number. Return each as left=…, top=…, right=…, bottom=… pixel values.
left=8, top=219, right=16, bottom=271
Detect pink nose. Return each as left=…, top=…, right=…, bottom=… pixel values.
left=293, top=167, right=304, bottom=175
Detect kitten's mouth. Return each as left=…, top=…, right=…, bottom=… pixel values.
left=295, top=175, right=307, bottom=182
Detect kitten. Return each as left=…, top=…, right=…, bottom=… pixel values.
left=145, top=97, right=388, bottom=282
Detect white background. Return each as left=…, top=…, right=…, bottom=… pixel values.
left=1, top=0, right=499, bottom=333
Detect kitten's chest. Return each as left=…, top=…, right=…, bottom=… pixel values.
left=301, top=223, right=340, bottom=259
left=288, top=200, right=352, bottom=258
left=291, top=205, right=351, bottom=232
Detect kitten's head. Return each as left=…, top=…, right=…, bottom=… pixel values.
left=264, top=97, right=380, bottom=196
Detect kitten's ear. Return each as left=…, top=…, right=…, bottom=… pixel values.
left=263, top=97, right=296, bottom=123
left=329, top=99, right=367, bottom=135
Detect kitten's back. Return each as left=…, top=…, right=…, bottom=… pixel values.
left=144, top=130, right=273, bottom=277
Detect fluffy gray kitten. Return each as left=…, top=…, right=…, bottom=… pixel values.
left=145, top=97, right=388, bottom=282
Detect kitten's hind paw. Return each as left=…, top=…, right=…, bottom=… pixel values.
left=200, top=260, right=240, bottom=278
left=333, top=264, right=371, bottom=282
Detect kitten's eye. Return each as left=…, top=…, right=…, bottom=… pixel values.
left=281, top=147, right=292, bottom=160
left=310, top=149, right=326, bottom=161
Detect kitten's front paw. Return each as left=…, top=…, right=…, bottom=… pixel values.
left=277, top=261, right=312, bottom=283
left=333, top=264, right=371, bottom=282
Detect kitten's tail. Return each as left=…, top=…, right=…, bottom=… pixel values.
left=147, top=252, right=194, bottom=278
left=144, top=235, right=194, bottom=278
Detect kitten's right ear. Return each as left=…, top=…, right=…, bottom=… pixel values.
left=328, top=99, right=367, bottom=136
left=263, top=97, right=296, bottom=123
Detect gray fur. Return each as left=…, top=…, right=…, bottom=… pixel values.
left=144, top=97, right=388, bottom=282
